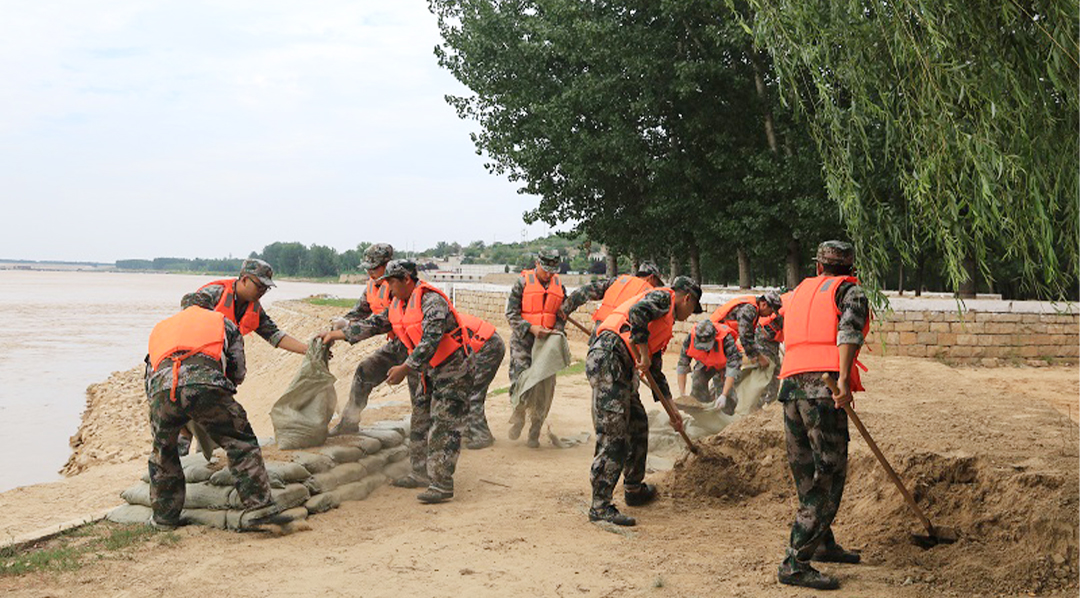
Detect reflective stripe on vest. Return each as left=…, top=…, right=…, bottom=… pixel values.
left=200, top=278, right=262, bottom=336
left=388, top=281, right=465, bottom=367
left=592, top=275, right=654, bottom=323
left=365, top=279, right=393, bottom=314
left=148, top=307, right=226, bottom=402
left=778, top=275, right=868, bottom=391
left=520, top=270, right=564, bottom=329
left=596, top=288, right=675, bottom=358
left=457, top=312, right=496, bottom=354
left=685, top=322, right=735, bottom=370
left=711, top=295, right=757, bottom=340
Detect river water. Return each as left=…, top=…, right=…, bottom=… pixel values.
left=0, top=270, right=349, bottom=493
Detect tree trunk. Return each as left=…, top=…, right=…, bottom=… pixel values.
left=898, top=259, right=905, bottom=296
left=915, top=253, right=925, bottom=297
left=958, top=253, right=977, bottom=299
left=785, top=237, right=800, bottom=290
left=631, top=257, right=640, bottom=275
left=688, top=237, right=702, bottom=283
left=668, top=253, right=680, bottom=281
left=750, top=50, right=779, bottom=154
left=737, top=247, right=752, bottom=289
left=606, top=252, right=618, bottom=277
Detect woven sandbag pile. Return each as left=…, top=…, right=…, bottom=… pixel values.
left=106, top=421, right=411, bottom=531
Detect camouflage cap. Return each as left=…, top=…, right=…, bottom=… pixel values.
left=240, top=258, right=276, bottom=288
left=361, top=243, right=394, bottom=271
left=691, top=319, right=718, bottom=352
left=815, top=240, right=855, bottom=266
left=378, top=259, right=419, bottom=281
left=535, top=248, right=561, bottom=271
left=761, top=290, right=783, bottom=311
left=635, top=261, right=664, bottom=285
left=180, top=292, right=214, bottom=310
left=669, top=275, right=703, bottom=314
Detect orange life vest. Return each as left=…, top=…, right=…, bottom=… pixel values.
left=388, top=281, right=465, bottom=367
left=591, top=275, right=654, bottom=323
left=711, top=295, right=758, bottom=341
left=199, top=279, right=262, bottom=336
left=365, top=278, right=393, bottom=314
left=685, top=321, right=736, bottom=370
left=148, top=307, right=227, bottom=402
left=596, top=288, right=676, bottom=359
left=457, top=312, right=497, bottom=354
left=779, top=275, right=869, bottom=391
left=520, top=270, right=564, bottom=329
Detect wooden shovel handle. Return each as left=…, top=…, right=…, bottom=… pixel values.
left=643, top=369, right=698, bottom=454
left=565, top=315, right=593, bottom=337
left=820, top=374, right=936, bottom=536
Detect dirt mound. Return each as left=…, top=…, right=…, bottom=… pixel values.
left=61, top=367, right=150, bottom=476
left=666, top=408, right=1079, bottom=595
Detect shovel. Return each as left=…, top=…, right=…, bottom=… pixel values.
left=821, top=374, right=958, bottom=548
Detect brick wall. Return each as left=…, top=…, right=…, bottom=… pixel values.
left=450, top=286, right=1079, bottom=366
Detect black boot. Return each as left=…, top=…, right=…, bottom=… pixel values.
left=588, top=506, right=636, bottom=526
left=624, top=483, right=658, bottom=507
left=812, top=543, right=861, bottom=564
left=777, top=564, right=840, bottom=590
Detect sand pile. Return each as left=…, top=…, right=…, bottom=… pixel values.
left=666, top=408, right=1079, bottom=595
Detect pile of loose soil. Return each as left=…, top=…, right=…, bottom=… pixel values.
left=666, top=403, right=1079, bottom=595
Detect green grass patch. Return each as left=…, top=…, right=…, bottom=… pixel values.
left=0, top=522, right=180, bottom=577
left=303, top=297, right=358, bottom=308
left=559, top=360, right=586, bottom=377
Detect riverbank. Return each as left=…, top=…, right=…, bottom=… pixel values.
left=2, top=299, right=1077, bottom=596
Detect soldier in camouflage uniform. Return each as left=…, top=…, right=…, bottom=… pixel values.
left=675, top=319, right=743, bottom=407
left=585, top=276, right=703, bottom=526
left=144, top=293, right=283, bottom=529
left=505, top=249, right=568, bottom=447
left=322, top=260, right=470, bottom=504
left=188, top=258, right=307, bottom=354
left=757, top=308, right=785, bottom=404
left=327, top=244, right=407, bottom=435
left=560, top=261, right=664, bottom=341
left=723, top=291, right=783, bottom=366
left=776, top=241, right=869, bottom=591
left=463, top=328, right=505, bottom=449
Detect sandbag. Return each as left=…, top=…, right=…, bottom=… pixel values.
left=383, top=445, right=409, bottom=463
left=121, top=482, right=236, bottom=510
left=357, top=453, right=389, bottom=476
left=293, top=452, right=336, bottom=474
left=226, top=505, right=309, bottom=531
left=510, top=332, right=571, bottom=408
left=317, top=445, right=364, bottom=464
left=270, top=338, right=337, bottom=450
left=304, top=463, right=369, bottom=495
left=181, top=508, right=228, bottom=529
left=265, top=461, right=312, bottom=484
left=107, top=504, right=152, bottom=525
left=305, top=492, right=341, bottom=514
left=382, top=460, right=412, bottom=482
left=330, top=474, right=387, bottom=503
left=734, top=358, right=776, bottom=416
left=331, top=435, right=384, bottom=454
left=228, top=482, right=310, bottom=510
left=358, top=429, right=404, bottom=449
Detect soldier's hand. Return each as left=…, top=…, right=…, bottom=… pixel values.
left=832, top=378, right=853, bottom=410
left=319, top=330, right=345, bottom=346
left=386, top=364, right=410, bottom=386
left=756, top=354, right=770, bottom=368
left=532, top=325, right=553, bottom=338
left=669, top=408, right=684, bottom=433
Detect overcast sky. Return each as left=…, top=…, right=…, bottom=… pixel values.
left=0, top=1, right=561, bottom=263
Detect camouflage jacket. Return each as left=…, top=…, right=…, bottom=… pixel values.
left=782, top=281, right=870, bottom=400
left=341, top=289, right=462, bottom=371
left=505, top=275, right=568, bottom=340
left=729, top=303, right=764, bottom=358
left=676, top=321, right=743, bottom=380
left=560, top=276, right=617, bottom=317
left=625, top=289, right=677, bottom=400
left=189, top=282, right=287, bottom=347
left=144, top=318, right=246, bottom=397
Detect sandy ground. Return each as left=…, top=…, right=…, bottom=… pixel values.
left=2, top=301, right=1077, bottom=597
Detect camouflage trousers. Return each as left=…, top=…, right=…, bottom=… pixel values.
left=686, top=362, right=735, bottom=403
left=759, top=342, right=782, bottom=404
left=148, top=386, right=272, bottom=525
left=337, top=341, right=408, bottom=431
left=508, top=330, right=555, bottom=441
left=780, top=377, right=849, bottom=572
left=465, top=332, right=505, bottom=444
left=586, top=332, right=649, bottom=511
left=405, top=350, right=471, bottom=493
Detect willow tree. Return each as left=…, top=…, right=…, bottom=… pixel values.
left=744, top=1, right=1079, bottom=299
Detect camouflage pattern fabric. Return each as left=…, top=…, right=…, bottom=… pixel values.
left=778, top=279, right=868, bottom=573
left=505, top=274, right=568, bottom=440
left=675, top=323, right=743, bottom=402
left=240, top=258, right=276, bottom=287
left=586, top=331, right=649, bottom=512
left=361, top=243, right=394, bottom=271
left=147, top=385, right=273, bottom=525
left=729, top=302, right=764, bottom=358
left=560, top=276, right=617, bottom=319
left=756, top=316, right=784, bottom=403
left=403, top=350, right=471, bottom=493
left=144, top=318, right=246, bottom=400
left=465, top=332, right=505, bottom=445
left=334, top=340, right=408, bottom=432
left=189, top=283, right=287, bottom=347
